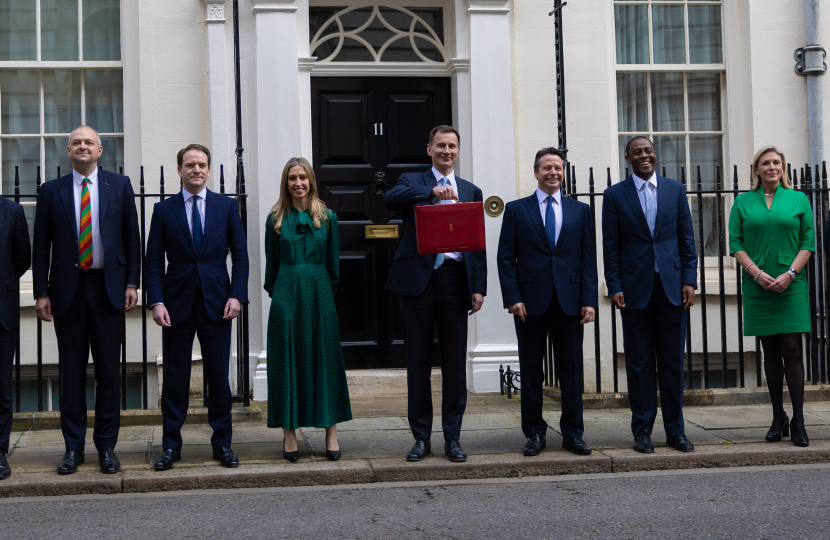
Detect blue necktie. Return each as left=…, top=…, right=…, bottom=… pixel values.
left=192, top=196, right=203, bottom=253
left=643, top=182, right=656, bottom=236
left=434, top=177, right=450, bottom=270
left=544, top=195, right=557, bottom=250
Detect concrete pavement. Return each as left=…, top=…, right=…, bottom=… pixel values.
left=3, top=393, right=830, bottom=497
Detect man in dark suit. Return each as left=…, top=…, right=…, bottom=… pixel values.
left=33, top=125, right=141, bottom=475
left=384, top=125, right=487, bottom=463
left=602, top=136, right=697, bottom=453
left=146, top=144, right=248, bottom=470
left=497, top=147, right=597, bottom=457
left=0, top=196, right=31, bottom=479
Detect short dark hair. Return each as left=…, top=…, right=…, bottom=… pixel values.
left=177, top=144, right=212, bottom=167
left=428, top=125, right=460, bottom=145
left=534, top=147, right=567, bottom=171
left=624, top=136, right=653, bottom=157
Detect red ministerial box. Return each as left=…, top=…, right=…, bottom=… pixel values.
left=414, top=201, right=486, bottom=255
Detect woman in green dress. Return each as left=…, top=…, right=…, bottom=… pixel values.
left=264, top=157, right=352, bottom=461
left=728, top=146, right=814, bottom=447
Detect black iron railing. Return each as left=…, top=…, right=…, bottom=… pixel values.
left=545, top=161, right=830, bottom=393
left=3, top=163, right=250, bottom=413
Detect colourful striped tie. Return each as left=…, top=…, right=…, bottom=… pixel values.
left=79, top=178, right=93, bottom=270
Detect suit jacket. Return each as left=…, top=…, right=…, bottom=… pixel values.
left=0, top=197, right=31, bottom=331
left=602, top=175, right=697, bottom=310
left=497, top=192, right=597, bottom=317
left=383, top=169, right=487, bottom=309
left=32, top=170, right=141, bottom=317
left=145, top=189, right=249, bottom=324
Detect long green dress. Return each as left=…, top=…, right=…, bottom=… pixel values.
left=728, top=185, right=815, bottom=336
left=264, top=207, right=352, bottom=429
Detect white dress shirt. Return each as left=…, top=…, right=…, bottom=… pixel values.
left=182, top=186, right=207, bottom=236
left=631, top=171, right=659, bottom=272
left=536, top=188, right=563, bottom=245
left=73, top=168, right=104, bottom=269
left=430, top=167, right=462, bottom=262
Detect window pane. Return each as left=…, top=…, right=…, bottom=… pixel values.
left=614, top=5, right=649, bottom=65
left=687, top=73, right=721, bottom=131
left=0, top=1, right=36, bottom=61
left=619, top=135, right=649, bottom=182
left=98, top=136, right=124, bottom=172
left=84, top=70, right=123, bottom=133
left=42, top=0, right=79, bottom=61
left=690, top=198, right=724, bottom=257
left=690, top=134, right=723, bottom=189
left=689, top=5, right=723, bottom=64
left=45, top=137, right=72, bottom=180
left=650, top=73, right=684, bottom=132
left=82, top=0, right=121, bottom=61
left=44, top=71, right=82, bottom=133
left=653, top=135, right=686, bottom=182
left=617, top=73, right=648, bottom=132
left=1, top=70, right=41, bottom=135
left=652, top=5, right=685, bottom=64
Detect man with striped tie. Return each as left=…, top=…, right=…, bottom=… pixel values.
left=32, top=125, right=141, bottom=475
left=383, top=125, right=487, bottom=463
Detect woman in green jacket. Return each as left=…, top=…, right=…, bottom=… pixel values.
left=264, top=157, right=352, bottom=461
left=728, top=146, right=814, bottom=447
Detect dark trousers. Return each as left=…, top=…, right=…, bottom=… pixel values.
left=0, top=326, right=13, bottom=453
left=620, top=272, right=686, bottom=438
left=54, top=269, right=123, bottom=453
left=515, top=287, right=585, bottom=440
left=400, top=260, right=468, bottom=442
left=161, top=288, right=232, bottom=450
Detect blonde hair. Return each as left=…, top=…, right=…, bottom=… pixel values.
left=751, top=146, right=792, bottom=190
left=269, top=157, right=329, bottom=234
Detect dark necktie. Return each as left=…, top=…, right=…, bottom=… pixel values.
left=545, top=195, right=557, bottom=250
left=192, top=196, right=203, bottom=253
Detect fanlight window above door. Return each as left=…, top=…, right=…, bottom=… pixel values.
left=309, top=6, right=447, bottom=63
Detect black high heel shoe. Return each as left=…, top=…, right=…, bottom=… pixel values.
left=790, top=419, right=809, bottom=447
left=765, top=413, right=790, bottom=442
left=326, top=449, right=341, bottom=461
left=283, top=440, right=300, bottom=462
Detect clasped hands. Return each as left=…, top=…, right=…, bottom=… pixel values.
left=508, top=302, right=596, bottom=324
left=754, top=270, right=793, bottom=294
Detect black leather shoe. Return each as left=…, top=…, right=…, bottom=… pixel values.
left=791, top=420, right=809, bottom=447
left=154, top=449, right=181, bottom=471
left=523, top=434, right=546, bottom=456
left=406, top=439, right=431, bottom=462
left=283, top=440, right=300, bottom=462
left=765, top=414, right=790, bottom=442
left=633, top=431, right=655, bottom=453
left=58, top=450, right=85, bottom=475
left=666, top=435, right=695, bottom=452
left=213, top=446, right=239, bottom=468
left=444, top=440, right=468, bottom=462
left=98, top=448, right=121, bottom=474
left=326, top=449, right=342, bottom=461
left=563, top=437, right=593, bottom=456
left=0, top=451, right=10, bottom=480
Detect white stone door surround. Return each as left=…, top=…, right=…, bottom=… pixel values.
left=249, top=0, right=520, bottom=399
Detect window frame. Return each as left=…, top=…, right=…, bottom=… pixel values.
left=613, top=0, right=730, bottom=267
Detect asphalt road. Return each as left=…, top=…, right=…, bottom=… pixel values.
left=4, top=464, right=830, bottom=539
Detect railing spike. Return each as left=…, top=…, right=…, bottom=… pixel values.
left=606, top=167, right=612, bottom=188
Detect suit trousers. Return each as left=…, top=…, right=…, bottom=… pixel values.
left=515, top=287, right=585, bottom=440
left=400, top=259, right=468, bottom=442
left=620, top=272, right=686, bottom=438
left=0, top=326, right=14, bottom=453
left=161, top=288, right=233, bottom=450
left=54, top=269, right=123, bottom=452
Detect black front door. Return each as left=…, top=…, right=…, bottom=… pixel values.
left=311, top=77, right=451, bottom=369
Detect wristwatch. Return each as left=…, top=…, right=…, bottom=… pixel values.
left=787, top=268, right=798, bottom=279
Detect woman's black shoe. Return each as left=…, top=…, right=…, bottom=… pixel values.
left=790, top=420, right=809, bottom=447
left=283, top=440, right=300, bottom=462
left=326, top=449, right=341, bottom=461
left=765, top=413, right=790, bottom=442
